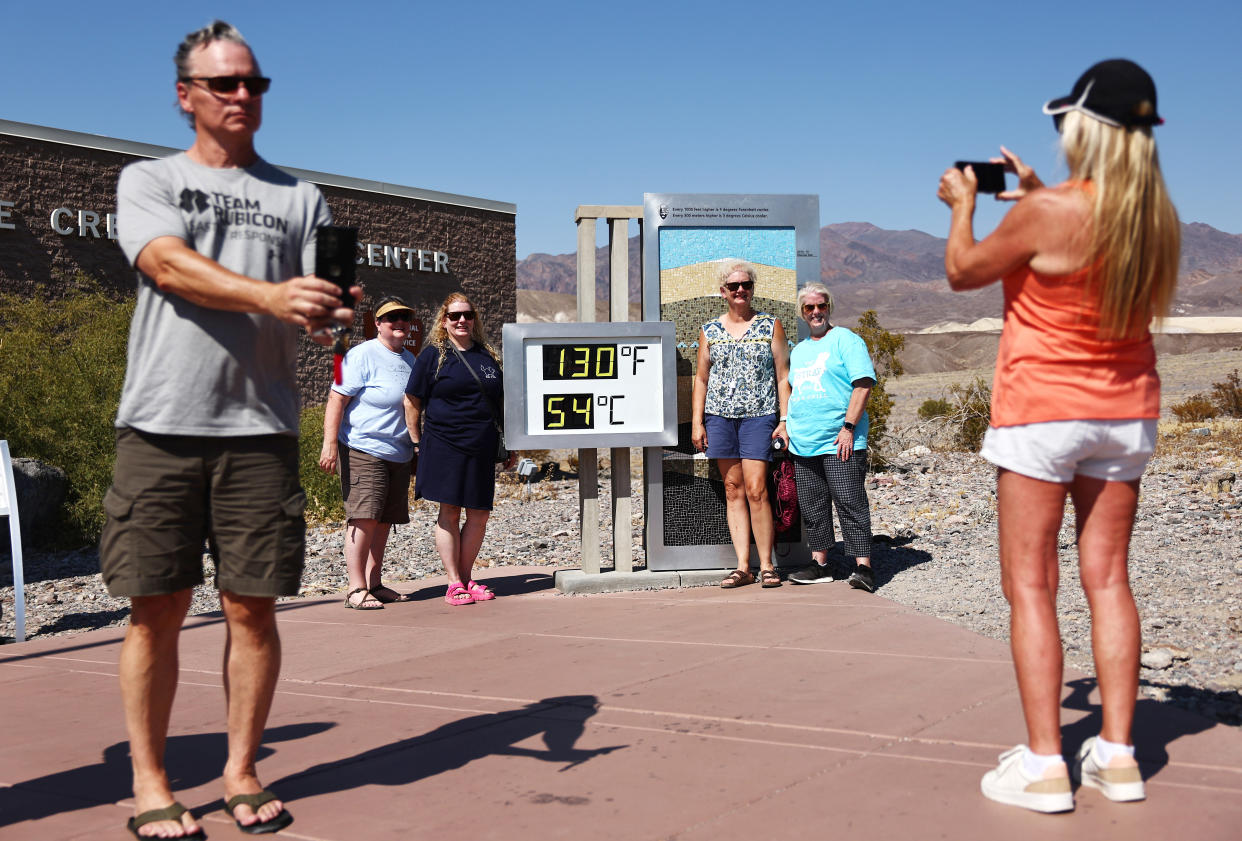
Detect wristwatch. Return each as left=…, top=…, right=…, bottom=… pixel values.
left=842, top=421, right=856, bottom=432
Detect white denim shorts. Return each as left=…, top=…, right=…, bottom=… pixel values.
left=980, top=418, right=1157, bottom=483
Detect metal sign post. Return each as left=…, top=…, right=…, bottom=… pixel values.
left=1, top=441, right=27, bottom=642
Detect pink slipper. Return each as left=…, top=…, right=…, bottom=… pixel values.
left=466, top=580, right=495, bottom=601
left=445, top=583, right=474, bottom=606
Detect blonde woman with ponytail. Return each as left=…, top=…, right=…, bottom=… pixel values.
left=938, top=59, right=1178, bottom=814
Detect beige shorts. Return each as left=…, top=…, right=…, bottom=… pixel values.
left=339, top=447, right=412, bottom=524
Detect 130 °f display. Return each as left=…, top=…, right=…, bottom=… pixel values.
left=529, top=340, right=657, bottom=432
left=502, top=322, right=677, bottom=449
left=541, top=344, right=619, bottom=380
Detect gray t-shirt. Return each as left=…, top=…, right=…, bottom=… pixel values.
left=115, top=153, right=332, bottom=436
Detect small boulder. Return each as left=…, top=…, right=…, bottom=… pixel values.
left=1141, top=648, right=1175, bottom=670
left=7, top=458, right=68, bottom=544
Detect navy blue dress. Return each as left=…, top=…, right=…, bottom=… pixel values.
left=408, top=343, right=503, bottom=510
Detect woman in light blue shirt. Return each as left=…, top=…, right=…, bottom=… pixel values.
left=319, top=297, right=418, bottom=609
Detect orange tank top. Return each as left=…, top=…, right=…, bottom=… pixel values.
left=990, top=259, right=1160, bottom=427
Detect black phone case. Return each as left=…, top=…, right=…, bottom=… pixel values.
left=314, top=225, right=358, bottom=308
left=955, top=162, right=1006, bottom=194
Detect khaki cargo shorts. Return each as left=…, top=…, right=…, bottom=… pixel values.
left=100, top=428, right=306, bottom=598
left=339, top=446, right=412, bottom=524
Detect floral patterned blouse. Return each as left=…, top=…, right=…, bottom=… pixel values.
left=702, top=312, right=778, bottom=418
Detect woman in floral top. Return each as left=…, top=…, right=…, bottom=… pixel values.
left=691, top=261, right=791, bottom=589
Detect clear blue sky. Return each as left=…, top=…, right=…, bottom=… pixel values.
left=4, top=1, right=1238, bottom=258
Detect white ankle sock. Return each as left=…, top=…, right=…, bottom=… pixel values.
left=1093, top=737, right=1135, bottom=764
left=1022, top=748, right=1064, bottom=777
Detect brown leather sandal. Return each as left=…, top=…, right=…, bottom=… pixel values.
left=720, top=569, right=755, bottom=589
left=343, top=587, right=383, bottom=610
left=760, top=569, right=783, bottom=588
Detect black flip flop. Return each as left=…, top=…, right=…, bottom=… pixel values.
left=127, top=802, right=206, bottom=840
left=226, top=790, right=294, bottom=835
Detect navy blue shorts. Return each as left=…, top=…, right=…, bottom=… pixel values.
left=704, top=413, right=778, bottom=461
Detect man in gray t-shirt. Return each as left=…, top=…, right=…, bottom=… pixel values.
left=100, top=21, right=359, bottom=840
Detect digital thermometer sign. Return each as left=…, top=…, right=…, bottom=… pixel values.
left=502, top=322, right=677, bottom=449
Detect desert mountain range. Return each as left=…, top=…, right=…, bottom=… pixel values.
left=517, top=221, right=1242, bottom=334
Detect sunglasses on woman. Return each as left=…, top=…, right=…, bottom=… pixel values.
left=180, top=75, right=272, bottom=95
left=446, top=310, right=476, bottom=322
left=723, top=280, right=754, bottom=292
left=802, top=302, right=829, bottom=312
left=379, top=312, right=412, bottom=323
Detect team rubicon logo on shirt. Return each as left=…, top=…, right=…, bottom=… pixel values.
left=178, top=188, right=290, bottom=233
left=179, top=189, right=211, bottom=213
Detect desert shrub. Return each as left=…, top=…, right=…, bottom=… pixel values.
left=1171, top=394, right=1218, bottom=423
left=298, top=403, right=345, bottom=522
left=918, top=398, right=953, bottom=420
left=854, top=310, right=905, bottom=463
left=946, top=378, right=992, bottom=452
left=1210, top=369, right=1242, bottom=418
left=0, top=281, right=133, bottom=545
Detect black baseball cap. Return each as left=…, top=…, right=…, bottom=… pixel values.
left=1043, top=59, right=1163, bottom=129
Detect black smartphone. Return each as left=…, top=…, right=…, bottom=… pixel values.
left=955, top=161, right=1007, bottom=194
left=314, top=225, right=358, bottom=308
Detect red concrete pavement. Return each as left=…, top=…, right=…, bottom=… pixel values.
left=1, top=566, right=1239, bottom=840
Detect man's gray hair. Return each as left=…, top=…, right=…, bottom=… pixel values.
left=796, top=282, right=835, bottom=315
left=174, top=20, right=255, bottom=129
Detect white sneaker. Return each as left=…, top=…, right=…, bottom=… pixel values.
left=1074, top=737, right=1146, bottom=802
left=981, top=746, right=1074, bottom=813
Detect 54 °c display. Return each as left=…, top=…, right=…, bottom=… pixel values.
left=501, top=322, right=677, bottom=449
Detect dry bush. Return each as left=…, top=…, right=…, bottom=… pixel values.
left=1171, top=394, right=1218, bottom=423
left=1211, top=369, right=1242, bottom=418
left=918, top=398, right=953, bottom=420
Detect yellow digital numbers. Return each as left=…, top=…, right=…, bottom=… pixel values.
left=543, top=393, right=594, bottom=430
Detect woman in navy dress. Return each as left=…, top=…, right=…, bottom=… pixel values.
left=406, top=293, right=515, bottom=605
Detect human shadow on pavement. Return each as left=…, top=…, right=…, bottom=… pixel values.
left=0, top=721, right=334, bottom=827
left=1060, top=676, right=1217, bottom=778
left=273, top=695, right=626, bottom=802
left=403, top=571, right=555, bottom=603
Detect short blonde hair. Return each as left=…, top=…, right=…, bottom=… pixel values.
left=718, top=260, right=757, bottom=287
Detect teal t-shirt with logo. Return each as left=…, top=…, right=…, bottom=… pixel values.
left=786, top=326, right=876, bottom=456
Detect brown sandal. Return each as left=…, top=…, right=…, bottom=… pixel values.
left=343, top=587, right=383, bottom=610
left=721, top=569, right=755, bottom=589
left=760, top=569, right=782, bottom=588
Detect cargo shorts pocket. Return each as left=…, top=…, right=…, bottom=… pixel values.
left=99, top=486, right=134, bottom=560
left=279, top=489, right=307, bottom=553
left=99, top=487, right=136, bottom=590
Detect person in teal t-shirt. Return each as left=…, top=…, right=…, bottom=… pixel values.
left=784, top=283, right=878, bottom=592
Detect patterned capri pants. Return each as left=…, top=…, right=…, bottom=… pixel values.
left=791, top=450, right=872, bottom=558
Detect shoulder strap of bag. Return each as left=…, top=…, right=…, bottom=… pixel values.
left=448, top=343, right=504, bottom=435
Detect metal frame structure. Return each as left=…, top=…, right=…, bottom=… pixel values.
left=501, top=320, right=678, bottom=450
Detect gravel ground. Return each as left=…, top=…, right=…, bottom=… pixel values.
left=3, top=425, right=1239, bottom=728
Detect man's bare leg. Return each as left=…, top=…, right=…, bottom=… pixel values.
left=219, top=591, right=285, bottom=828
left=120, top=589, right=202, bottom=838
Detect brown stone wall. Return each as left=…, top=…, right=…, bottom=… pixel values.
left=0, top=132, right=516, bottom=409
left=0, top=135, right=134, bottom=298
